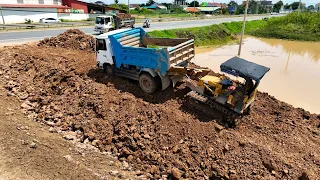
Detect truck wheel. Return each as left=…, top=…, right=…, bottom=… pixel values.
left=139, top=73, right=159, bottom=94
left=103, top=64, right=113, bottom=76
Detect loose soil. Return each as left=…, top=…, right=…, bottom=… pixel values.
left=0, top=30, right=320, bottom=179
left=0, top=80, right=136, bottom=180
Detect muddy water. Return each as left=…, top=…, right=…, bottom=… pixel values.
left=193, top=36, right=320, bottom=114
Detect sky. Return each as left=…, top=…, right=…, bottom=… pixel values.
left=83, top=0, right=319, bottom=6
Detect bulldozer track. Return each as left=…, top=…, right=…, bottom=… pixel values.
left=185, top=91, right=239, bottom=127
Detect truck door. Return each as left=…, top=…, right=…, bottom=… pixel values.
left=96, top=38, right=109, bottom=66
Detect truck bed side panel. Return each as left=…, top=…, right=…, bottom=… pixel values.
left=109, top=28, right=170, bottom=76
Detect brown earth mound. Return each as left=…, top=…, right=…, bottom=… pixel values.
left=37, top=29, right=95, bottom=52
left=0, top=30, right=320, bottom=179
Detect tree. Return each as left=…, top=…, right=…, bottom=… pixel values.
left=114, top=0, right=119, bottom=5
left=146, top=0, right=155, bottom=6
left=290, top=2, right=300, bottom=10
left=109, top=4, right=129, bottom=12
left=249, top=0, right=258, bottom=14
left=162, top=3, right=173, bottom=9
left=308, top=5, right=315, bottom=10
left=228, top=1, right=238, bottom=7
left=189, top=1, right=199, bottom=7
left=235, top=5, right=245, bottom=14
left=284, top=3, right=290, bottom=9
left=273, top=0, right=283, bottom=12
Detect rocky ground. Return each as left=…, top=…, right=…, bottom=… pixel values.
left=0, top=30, right=319, bottom=179
left=0, top=80, right=136, bottom=180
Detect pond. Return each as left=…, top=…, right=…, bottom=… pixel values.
left=193, top=36, right=320, bottom=114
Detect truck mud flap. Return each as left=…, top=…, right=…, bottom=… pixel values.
left=161, top=75, right=171, bottom=90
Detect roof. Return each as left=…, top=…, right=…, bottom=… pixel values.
left=0, top=4, right=70, bottom=9
left=143, top=3, right=167, bottom=9
left=260, top=1, right=273, bottom=5
left=200, top=2, right=221, bottom=7
left=186, top=7, right=200, bottom=12
left=130, top=4, right=140, bottom=8
left=220, top=56, right=270, bottom=81
left=198, top=7, right=221, bottom=11
left=105, top=6, right=124, bottom=11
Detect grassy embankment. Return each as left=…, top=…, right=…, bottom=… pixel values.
left=148, top=12, right=320, bottom=46
left=148, top=24, right=237, bottom=47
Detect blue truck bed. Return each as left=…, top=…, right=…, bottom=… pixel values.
left=108, top=28, right=195, bottom=77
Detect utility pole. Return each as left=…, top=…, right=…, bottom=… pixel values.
left=0, top=4, right=5, bottom=24
left=237, top=0, right=249, bottom=56
left=298, top=0, right=301, bottom=14
left=212, top=0, right=214, bottom=14
left=128, top=0, right=130, bottom=13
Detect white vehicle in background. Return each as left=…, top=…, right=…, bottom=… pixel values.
left=270, top=12, right=279, bottom=15
left=40, top=18, right=61, bottom=23
left=94, top=14, right=135, bottom=34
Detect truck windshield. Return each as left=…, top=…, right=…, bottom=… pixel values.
left=95, top=17, right=104, bottom=24
left=96, top=39, right=106, bottom=51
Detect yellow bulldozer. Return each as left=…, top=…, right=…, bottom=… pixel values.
left=185, top=56, right=270, bottom=124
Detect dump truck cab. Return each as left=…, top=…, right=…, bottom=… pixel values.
left=94, top=15, right=114, bottom=34
left=187, top=56, right=270, bottom=116
left=94, top=14, right=135, bottom=34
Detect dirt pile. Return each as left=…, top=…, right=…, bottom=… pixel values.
left=38, top=29, right=95, bottom=52
left=0, top=31, right=320, bottom=179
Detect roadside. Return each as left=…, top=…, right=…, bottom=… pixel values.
left=0, top=77, right=136, bottom=179
left=0, top=14, right=272, bottom=33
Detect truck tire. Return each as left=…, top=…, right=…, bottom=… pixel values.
left=139, top=73, right=159, bottom=94
left=103, top=64, right=113, bottom=76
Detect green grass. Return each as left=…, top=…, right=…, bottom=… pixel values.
left=148, top=24, right=235, bottom=46
left=223, top=12, right=320, bottom=41
left=149, top=12, right=320, bottom=46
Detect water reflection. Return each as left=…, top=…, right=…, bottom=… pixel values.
left=193, top=36, right=320, bottom=113
left=261, top=38, right=320, bottom=62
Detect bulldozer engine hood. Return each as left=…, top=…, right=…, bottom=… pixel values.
left=220, top=56, right=270, bottom=81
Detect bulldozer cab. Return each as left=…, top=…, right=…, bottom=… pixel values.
left=219, top=56, right=270, bottom=113
left=220, top=56, right=270, bottom=94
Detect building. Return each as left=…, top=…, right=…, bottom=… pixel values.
left=62, top=0, right=88, bottom=13
left=198, top=7, right=221, bottom=13
left=185, top=7, right=200, bottom=13
left=0, top=0, right=63, bottom=5
left=259, top=0, right=273, bottom=12
left=143, top=3, right=167, bottom=10
left=129, top=4, right=140, bottom=10
left=0, top=0, right=93, bottom=24
left=174, top=0, right=187, bottom=6
left=105, top=7, right=126, bottom=14
left=316, top=3, right=320, bottom=11
left=200, top=2, right=222, bottom=7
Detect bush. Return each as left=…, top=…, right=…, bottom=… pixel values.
left=87, top=18, right=95, bottom=21
left=24, top=18, right=32, bottom=24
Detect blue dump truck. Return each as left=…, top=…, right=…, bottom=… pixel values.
left=95, top=28, right=270, bottom=119
left=96, top=27, right=200, bottom=93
